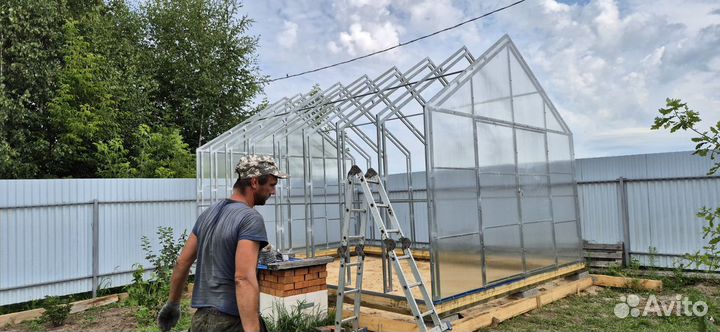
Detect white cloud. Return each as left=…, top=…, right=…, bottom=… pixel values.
left=337, top=22, right=400, bottom=56
left=243, top=0, right=720, bottom=158
left=277, top=20, right=298, bottom=48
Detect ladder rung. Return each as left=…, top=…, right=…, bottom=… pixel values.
left=375, top=203, right=389, bottom=208
left=384, top=228, right=400, bottom=233
left=348, top=208, right=366, bottom=212
left=364, top=178, right=380, bottom=184
left=341, top=316, right=358, bottom=324
left=343, top=288, right=360, bottom=295
left=347, top=235, right=364, bottom=240
left=345, top=262, right=362, bottom=267
left=420, top=310, right=435, bottom=318
left=395, top=254, right=411, bottom=260
left=405, top=282, right=422, bottom=289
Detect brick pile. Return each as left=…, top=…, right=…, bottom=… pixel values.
left=259, top=265, right=327, bottom=297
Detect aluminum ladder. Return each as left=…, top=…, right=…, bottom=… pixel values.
left=335, top=165, right=451, bottom=332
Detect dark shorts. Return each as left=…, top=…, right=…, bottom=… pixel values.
left=189, top=308, right=267, bottom=332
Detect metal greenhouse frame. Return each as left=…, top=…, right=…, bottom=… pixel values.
left=196, top=35, right=583, bottom=301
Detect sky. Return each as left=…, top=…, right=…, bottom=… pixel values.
left=241, top=0, right=720, bottom=158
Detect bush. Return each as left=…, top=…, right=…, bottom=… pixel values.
left=39, top=296, right=72, bottom=327
left=125, top=226, right=187, bottom=326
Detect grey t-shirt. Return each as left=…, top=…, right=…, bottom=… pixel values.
left=190, top=199, right=268, bottom=316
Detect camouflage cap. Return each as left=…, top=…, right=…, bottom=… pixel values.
left=235, top=155, right=288, bottom=180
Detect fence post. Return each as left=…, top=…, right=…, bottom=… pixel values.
left=617, top=177, right=631, bottom=266
left=92, top=199, right=99, bottom=298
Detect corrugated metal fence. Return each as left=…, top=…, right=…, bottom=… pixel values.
left=1, top=151, right=718, bottom=306
left=577, top=152, right=719, bottom=270
left=0, top=179, right=196, bottom=306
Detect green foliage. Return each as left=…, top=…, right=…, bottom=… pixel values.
left=143, top=0, right=264, bottom=150
left=262, top=301, right=336, bottom=332
left=651, top=98, right=720, bottom=272
left=39, top=296, right=72, bottom=327
left=0, top=0, right=263, bottom=179
left=125, top=226, right=188, bottom=326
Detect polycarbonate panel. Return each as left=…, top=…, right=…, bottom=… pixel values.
left=433, top=169, right=478, bottom=237
left=472, top=47, right=510, bottom=103
left=481, top=197, right=519, bottom=228
left=510, top=51, right=536, bottom=95
left=519, top=175, right=549, bottom=196
left=439, top=79, right=472, bottom=114
left=479, top=174, right=516, bottom=197
left=475, top=98, right=512, bottom=122
left=552, top=196, right=577, bottom=222
left=484, top=224, right=524, bottom=282
left=476, top=122, right=515, bottom=173
left=547, top=133, right=572, bottom=173
left=521, top=196, right=552, bottom=222
left=550, top=174, right=574, bottom=196
left=523, top=221, right=556, bottom=271
left=432, top=111, right=475, bottom=168
left=516, top=129, right=547, bottom=174
left=545, top=104, right=564, bottom=132
left=437, top=233, right=484, bottom=297
left=555, top=220, right=581, bottom=264
left=513, top=93, right=545, bottom=129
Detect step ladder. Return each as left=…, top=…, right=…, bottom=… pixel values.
left=335, top=165, right=451, bottom=332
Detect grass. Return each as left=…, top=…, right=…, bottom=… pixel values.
left=480, top=273, right=720, bottom=332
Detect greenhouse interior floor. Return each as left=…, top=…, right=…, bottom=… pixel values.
left=325, top=254, right=559, bottom=300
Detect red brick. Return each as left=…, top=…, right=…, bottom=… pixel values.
left=282, top=283, right=295, bottom=291
left=278, top=275, right=294, bottom=283
left=295, top=281, right=308, bottom=289
left=309, top=265, right=325, bottom=273
left=308, top=279, right=325, bottom=287
left=318, top=271, right=327, bottom=278
left=293, top=268, right=309, bottom=276
left=319, top=284, right=327, bottom=290
left=264, top=274, right=278, bottom=283
left=305, top=272, right=318, bottom=281
left=293, top=274, right=305, bottom=282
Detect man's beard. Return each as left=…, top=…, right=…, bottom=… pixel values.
left=254, top=192, right=268, bottom=206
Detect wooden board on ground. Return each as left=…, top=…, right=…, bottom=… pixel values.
left=0, top=293, right=127, bottom=326
left=337, top=276, right=594, bottom=332
left=327, top=257, right=586, bottom=316
left=591, top=274, right=663, bottom=291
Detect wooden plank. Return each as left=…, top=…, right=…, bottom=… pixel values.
left=434, top=262, right=586, bottom=314
left=341, top=306, right=418, bottom=332
left=0, top=293, right=126, bottom=326
left=587, top=260, right=621, bottom=268
left=452, top=277, right=593, bottom=331
left=583, top=242, right=623, bottom=250
left=329, top=262, right=586, bottom=316
left=584, top=251, right=623, bottom=259
left=591, top=274, right=663, bottom=291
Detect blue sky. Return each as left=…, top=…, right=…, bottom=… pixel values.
left=241, top=0, right=720, bottom=158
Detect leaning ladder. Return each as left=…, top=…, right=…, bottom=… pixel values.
left=334, top=165, right=451, bottom=332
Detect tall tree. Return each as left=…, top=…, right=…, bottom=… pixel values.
left=144, top=0, right=264, bottom=150
left=0, top=0, right=67, bottom=178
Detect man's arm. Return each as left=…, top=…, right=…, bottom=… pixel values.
left=168, top=233, right=199, bottom=303
left=235, top=239, right=261, bottom=332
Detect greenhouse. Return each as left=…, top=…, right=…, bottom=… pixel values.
left=196, top=35, right=582, bottom=301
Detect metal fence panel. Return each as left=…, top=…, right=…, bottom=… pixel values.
left=0, top=179, right=196, bottom=306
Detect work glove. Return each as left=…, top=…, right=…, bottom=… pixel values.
left=157, top=302, right=181, bottom=332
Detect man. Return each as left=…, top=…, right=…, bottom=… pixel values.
left=157, top=155, right=288, bottom=332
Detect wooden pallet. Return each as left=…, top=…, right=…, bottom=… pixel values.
left=583, top=241, right=624, bottom=268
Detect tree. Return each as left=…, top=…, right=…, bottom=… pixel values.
left=0, top=0, right=264, bottom=178
left=144, top=0, right=265, bottom=150
left=0, top=0, right=67, bottom=178
left=652, top=98, right=720, bottom=270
